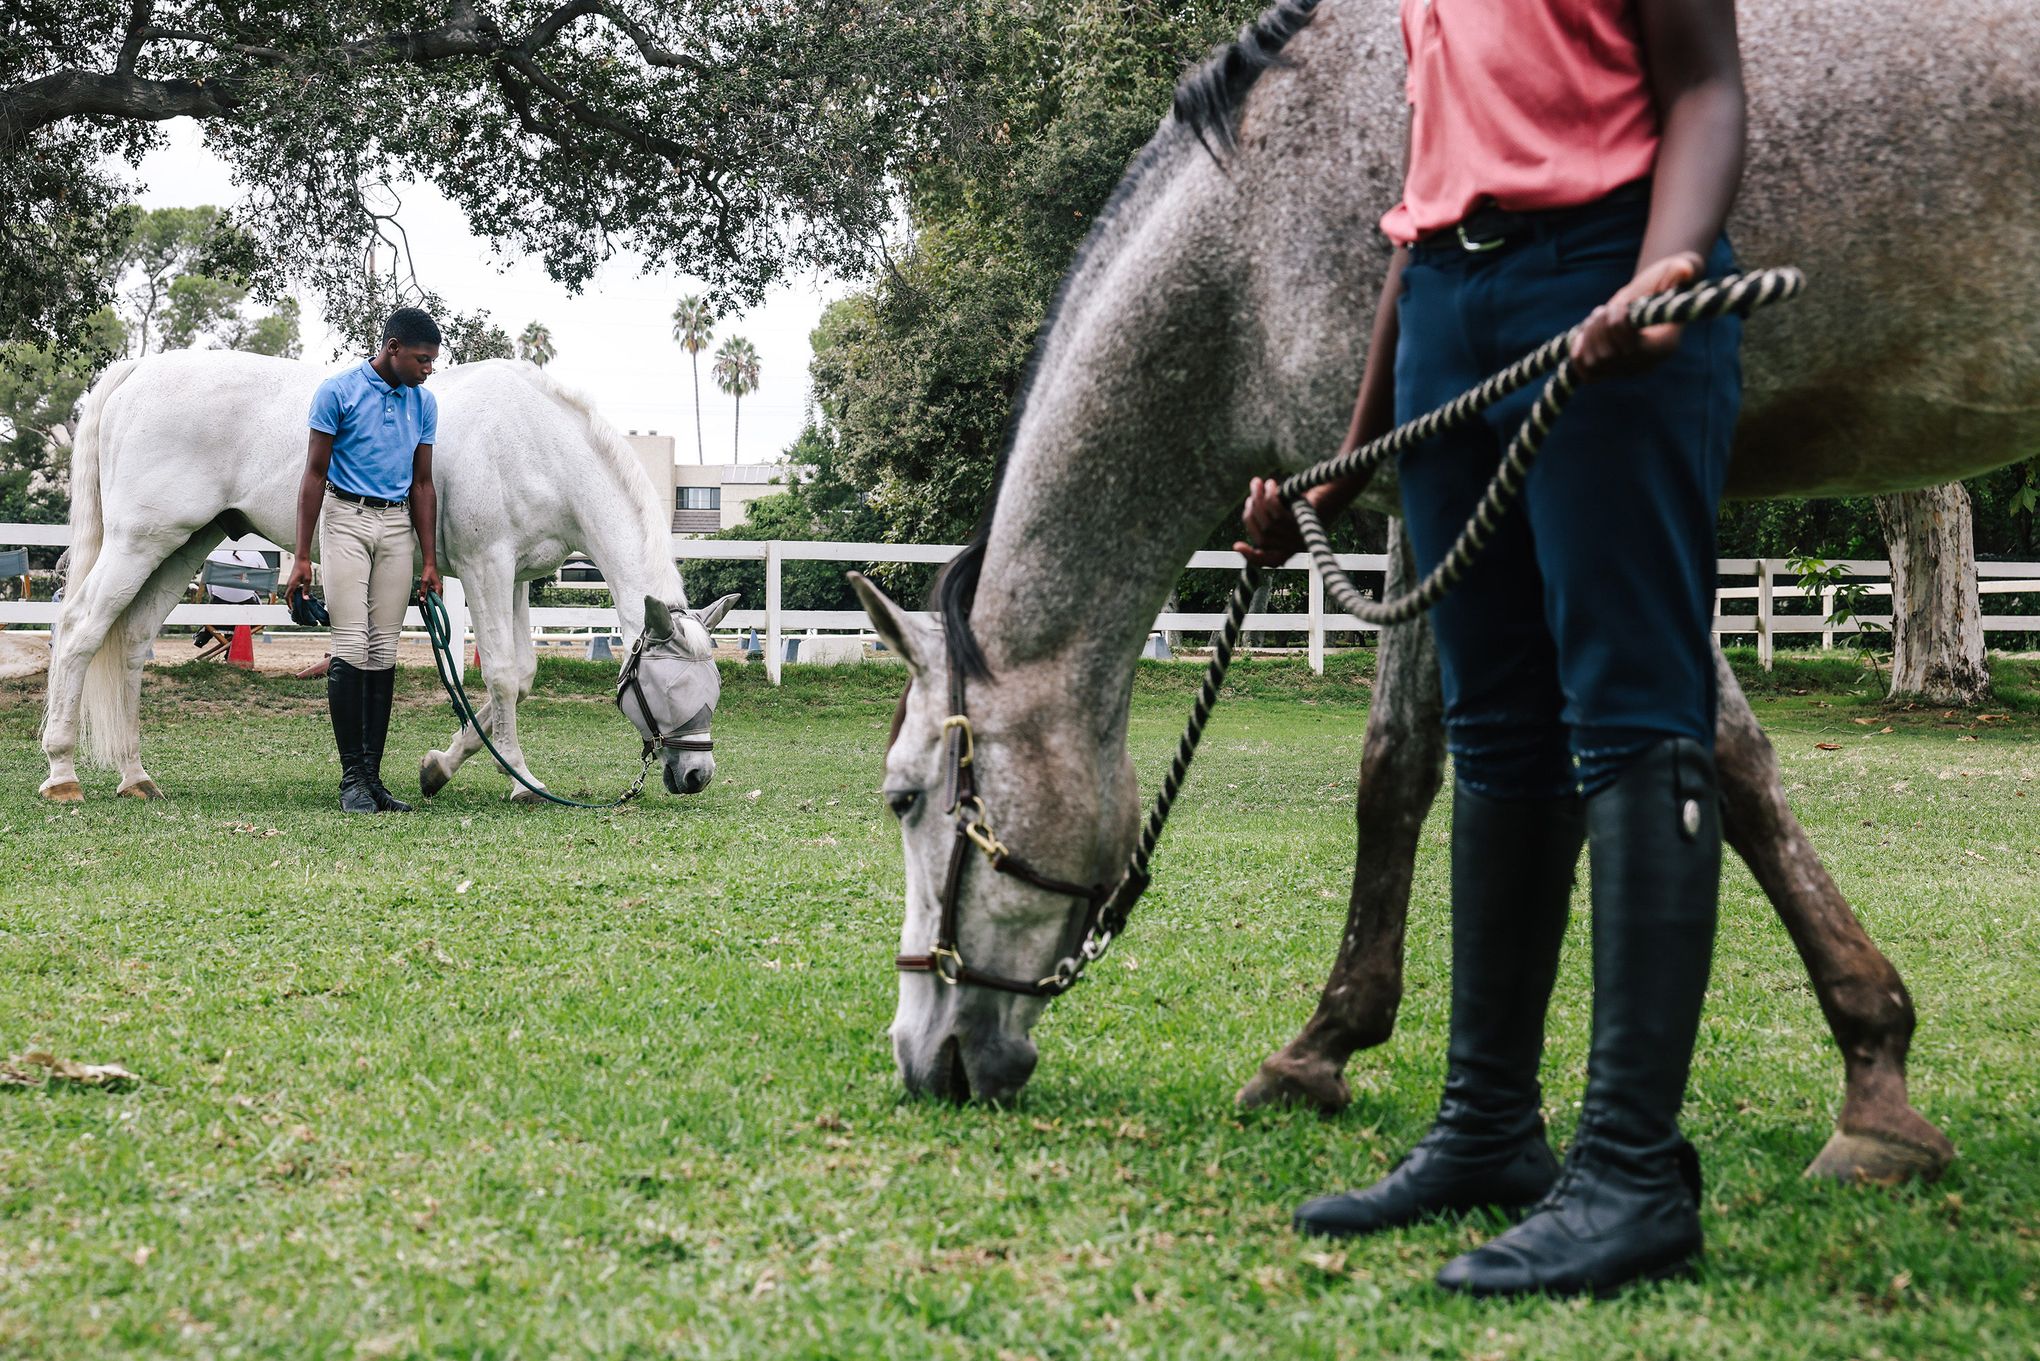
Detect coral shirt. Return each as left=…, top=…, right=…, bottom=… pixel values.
left=1380, top=0, right=1662, bottom=245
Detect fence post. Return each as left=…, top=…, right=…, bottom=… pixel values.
left=765, top=541, right=783, bottom=686
left=1755, top=558, right=1775, bottom=671
left=1307, top=561, right=1325, bottom=675
left=1821, top=586, right=1835, bottom=650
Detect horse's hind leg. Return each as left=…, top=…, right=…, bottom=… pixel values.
left=1238, top=527, right=1446, bottom=1113
left=107, top=534, right=221, bottom=798
left=40, top=536, right=186, bottom=800
left=1713, top=649, right=1955, bottom=1183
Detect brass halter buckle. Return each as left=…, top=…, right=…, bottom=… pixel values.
left=929, top=945, right=964, bottom=985
left=941, top=713, right=975, bottom=767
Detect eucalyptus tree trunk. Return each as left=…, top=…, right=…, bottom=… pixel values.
left=1873, top=483, right=1991, bottom=705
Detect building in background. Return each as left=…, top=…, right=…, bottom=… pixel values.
left=674, top=463, right=782, bottom=533
left=622, top=432, right=785, bottom=534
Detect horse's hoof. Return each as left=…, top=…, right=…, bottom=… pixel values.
left=508, top=784, right=549, bottom=806
left=39, top=780, right=84, bottom=804
left=116, top=778, right=166, bottom=801
left=1806, top=1124, right=1956, bottom=1186
left=419, top=754, right=450, bottom=799
left=1235, top=1051, right=1352, bottom=1115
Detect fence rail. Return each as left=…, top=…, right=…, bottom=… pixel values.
left=3, top=524, right=2035, bottom=685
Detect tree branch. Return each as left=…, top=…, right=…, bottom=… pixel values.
left=522, top=0, right=710, bottom=76
left=116, top=0, right=157, bottom=77
left=0, top=69, right=236, bottom=144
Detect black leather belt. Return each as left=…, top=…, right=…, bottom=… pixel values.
left=327, top=483, right=408, bottom=509
left=1414, top=179, right=1652, bottom=257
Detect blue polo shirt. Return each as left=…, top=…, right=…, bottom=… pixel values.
left=308, top=361, right=438, bottom=501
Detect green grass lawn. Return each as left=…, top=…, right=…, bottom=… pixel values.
left=1, top=651, right=2035, bottom=1359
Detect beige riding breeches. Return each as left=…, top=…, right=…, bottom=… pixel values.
left=320, top=491, right=415, bottom=669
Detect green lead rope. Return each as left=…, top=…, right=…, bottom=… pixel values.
left=420, top=590, right=654, bottom=810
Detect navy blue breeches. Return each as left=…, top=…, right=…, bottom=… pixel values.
left=1394, top=192, right=1743, bottom=799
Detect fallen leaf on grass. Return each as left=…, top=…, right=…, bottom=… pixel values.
left=1302, top=1250, right=1348, bottom=1276
left=1878, top=726, right=1894, bottom=734
left=745, top=789, right=762, bottom=801
left=6, top=1052, right=141, bottom=1088
left=1958, top=735, right=1979, bottom=742
left=1815, top=742, right=1843, bottom=751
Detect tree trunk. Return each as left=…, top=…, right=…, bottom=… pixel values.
left=1873, top=483, right=1990, bottom=705
left=731, top=395, right=740, bottom=463
left=691, top=356, right=704, bottom=464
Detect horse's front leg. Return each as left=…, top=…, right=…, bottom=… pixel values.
left=420, top=573, right=544, bottom=800
left=1712, top=649, right=1955, bottom=1183
left=1238, top=528, right=1446, bottom=1113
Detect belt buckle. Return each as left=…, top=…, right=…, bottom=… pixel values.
left=1456, top=223, right=1505, bottom=253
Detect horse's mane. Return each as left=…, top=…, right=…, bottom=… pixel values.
left=935, top=0, right=1322, bottom=681
left=511, top=360, right=672, bottom=558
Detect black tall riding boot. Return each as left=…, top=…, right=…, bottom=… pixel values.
left=1437, top=737, right=1719, bottom=1297
left=327, top=658, right=379, bottom=814
left=1295, top=784, right=1585, bottom=1238
left=360, top=666, right=414, bottom=812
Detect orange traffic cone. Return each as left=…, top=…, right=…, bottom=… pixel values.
left=226, top=625, right=256, bottom=669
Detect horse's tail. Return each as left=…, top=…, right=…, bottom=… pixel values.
left=55, top=360, right=143, bottom=766
left=61, top=359, right=137, bottom=597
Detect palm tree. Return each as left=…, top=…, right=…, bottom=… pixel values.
left=671, top=295, right=715, bottom=464
left=712, top=335, right=760, bottom=463
left=517, top=320, right=556, bottom=366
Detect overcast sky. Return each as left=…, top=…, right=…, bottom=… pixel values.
left=130, top=121, right=834, bottom=468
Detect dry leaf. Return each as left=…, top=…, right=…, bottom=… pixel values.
left=1877, top=726, right=1894, bottom=735
left=1958, top=735, right=1979, bottom=742
left=14, top=1051, right=141, bottom=1088
left=745, top=789, right=762, bottom=801
left=455, top=879, right=472, bottom=895
left=1815, top=742, right=1843, bottom=751
left=1303, top=1250, right=1349, bottom=1275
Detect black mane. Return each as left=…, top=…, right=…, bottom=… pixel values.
left=936, top=0, right=1323, bottom=682
left=1174, top=0, right=1324, bottom=157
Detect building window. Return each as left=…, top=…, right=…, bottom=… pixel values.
left=677, top=487, right=722, bottom=511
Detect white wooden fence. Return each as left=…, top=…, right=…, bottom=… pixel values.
left=3, top=522, right=2036, bottom=685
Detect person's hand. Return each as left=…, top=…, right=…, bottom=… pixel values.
left=418, top=561, right=442, bottom=603
left=1233, top=476, right=1322, bottom=568
left=283, top=559, right=312, bottom=603
left=1570, top=251, right=1704, bottom=382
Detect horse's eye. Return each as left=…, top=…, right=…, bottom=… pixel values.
left=885, top=789, right=920, bottom=820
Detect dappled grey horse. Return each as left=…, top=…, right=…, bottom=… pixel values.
left=853, top=0, right=2036, bottom=1184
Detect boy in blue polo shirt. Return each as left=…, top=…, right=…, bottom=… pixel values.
left=284, top=308, right=444, bottom=813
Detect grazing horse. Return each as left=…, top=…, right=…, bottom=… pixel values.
left=40, top=350, right=736, bottom=804
left=851, top=0, right=2036, bottom=1185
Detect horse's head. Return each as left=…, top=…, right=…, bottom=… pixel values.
left=620, top=593, right=737, bottom=795
left=851, top=574, right=1140, bottom=1105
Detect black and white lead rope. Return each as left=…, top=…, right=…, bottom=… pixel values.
left=1054, top=268, right=1804, bottom=992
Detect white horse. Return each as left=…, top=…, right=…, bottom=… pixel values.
left=39, top=350, right=736, bottom=804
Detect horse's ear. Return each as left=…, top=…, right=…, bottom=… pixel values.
left=642, top=595, right=675, bottom=642
left=849, top=571, right=933, bottom=676
left=692, top=593, right=740, bottom=630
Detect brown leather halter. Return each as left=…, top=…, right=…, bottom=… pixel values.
left=893, top=671, right=1133, bottom=998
